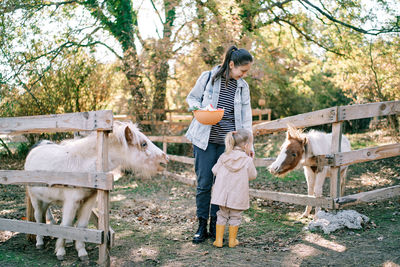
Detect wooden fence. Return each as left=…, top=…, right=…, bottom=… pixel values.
left=0, top=110, right=114, bottom=266
left=152, top=100, right=400, bottom=209
left=115, top=108, right=272, bottom=134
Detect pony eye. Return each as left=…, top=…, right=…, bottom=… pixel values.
left=141, top=142, right=147, bottom=148
left=292, top=153, right=297, bottom=157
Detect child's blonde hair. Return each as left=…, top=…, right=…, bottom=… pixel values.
left=224, top=129, right=253, bottom=153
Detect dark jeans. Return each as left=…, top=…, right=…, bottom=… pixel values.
left=193, top=143, right=225, bottom=220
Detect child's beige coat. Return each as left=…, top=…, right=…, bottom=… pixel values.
left=211, top=148, right=257, bottom=210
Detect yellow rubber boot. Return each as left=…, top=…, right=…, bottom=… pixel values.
left=213, top=224, right=225, bottom=248
left=228, top=225, right=239, bottom=248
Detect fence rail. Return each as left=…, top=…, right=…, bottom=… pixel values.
left=0, top=218, right=103, bottom=244
left=159, top=100, right=400, bottom=209
left=115, top=107, right=272, bottom=135
left=0, top=110, right=113, bottom=134
left=0, top=170, right=113, bottom=190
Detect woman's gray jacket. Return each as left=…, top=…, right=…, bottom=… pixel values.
left=185, top=66, right=253, bottom=150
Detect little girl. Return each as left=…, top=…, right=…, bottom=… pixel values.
left=211, top=129, right=257, bottom=248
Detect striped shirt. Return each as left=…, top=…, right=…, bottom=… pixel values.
left=209, top=76, right=237, bottom=144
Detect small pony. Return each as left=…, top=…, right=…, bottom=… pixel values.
left=24, top=120, right=168, bottom=260
left=268, top=126, right=351, bottom=218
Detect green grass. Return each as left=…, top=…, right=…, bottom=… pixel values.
left=115, top=182, right=163, bottom=195
left=350, top=138, right=379, bottom=150
left=246, top=205, right=302, bottom=232
left=256, top=167, right=304, bottom=181
left=0, top=242, right=67, bottom=267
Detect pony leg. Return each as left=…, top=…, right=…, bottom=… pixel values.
left=313, top=170, right=328, bottom=215
left=301, top=168, right=316, bottom=218
left=74, top=194, right=96, bottom=261
left=55, top=201, right=79, bottom=261
left=46, top=206, right=73, bottom=246
left=339, top=167, right=348, bottom=197
left=29, top=197, right=47, bottom=249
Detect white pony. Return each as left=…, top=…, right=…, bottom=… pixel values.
left=268, top=126, right=351, bottom=218
left=24, top=120, right=168, bottom=260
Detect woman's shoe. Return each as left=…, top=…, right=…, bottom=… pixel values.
left=192, top=217, right=208, bottom=243
left=209, top=216, right=217, bottom=239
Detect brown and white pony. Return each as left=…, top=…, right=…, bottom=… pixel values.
left=25, top=120, right=168, bottom=260
left=268, top=126, right=351, bottom=218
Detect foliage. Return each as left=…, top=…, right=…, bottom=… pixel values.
left=0, top=49, right=125, bottom=117
left=0, top=48, right=126, bottom=150
left=327, top=37, right=400, bottom=103
left=0, top=0, right=399, bottom=135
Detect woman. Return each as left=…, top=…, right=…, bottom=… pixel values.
left=185, top=45, right=254, bottom=243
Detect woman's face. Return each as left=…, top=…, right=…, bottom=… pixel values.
left=229, top=61, right=252, bottom=80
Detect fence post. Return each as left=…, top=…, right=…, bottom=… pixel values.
left=330, top=122, right=342, bottom=199
left=96, top=131, right=110, bottom=266
left=162, top=136, right=167, bottom=154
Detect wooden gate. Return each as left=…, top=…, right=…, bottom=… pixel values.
left=0, top=110, right=114, bottom=266
left=153, top=100, right=400, bottom=209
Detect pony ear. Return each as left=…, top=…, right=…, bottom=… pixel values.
left=286, top=124, right=297, bottom=139
left=125, top=126, right=134, bottom=145
left=301, top=136, right=307, bottom=146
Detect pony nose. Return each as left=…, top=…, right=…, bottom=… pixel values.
left=268, top=164, right=280, bottom=174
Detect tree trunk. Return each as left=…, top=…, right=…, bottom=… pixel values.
left=122, top=49, right=148, bottom=122
left=149, top=0, right=178, bottom=133
left=152, top=60, right=169, bottom=120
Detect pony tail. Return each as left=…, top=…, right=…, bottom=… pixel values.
left=212, top=45, right=237, bottom=85
left=224, top=131, right=236, bottom=153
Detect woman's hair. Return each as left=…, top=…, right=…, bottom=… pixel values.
left=212, top=45, right=253, bottom=85
left=225, top=129, right=253, bottom=153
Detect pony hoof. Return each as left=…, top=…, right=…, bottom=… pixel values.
left=36, top=244, right=44, bottom=250
left=79, top=255, right=89, bottom=261
left=57, top=255, right=64, bottom=261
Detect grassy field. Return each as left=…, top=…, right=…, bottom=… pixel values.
left=0, top=129, right=399, bottom=266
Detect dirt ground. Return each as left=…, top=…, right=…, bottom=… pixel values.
left=0, top=131, right=400, bottom=267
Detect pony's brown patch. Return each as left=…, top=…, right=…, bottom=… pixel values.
left=278, top=137, right=305, bottom=175
left=269, top=126, right=307, bottom=176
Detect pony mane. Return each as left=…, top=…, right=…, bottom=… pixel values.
left=287, top=124, right=304, bottom=140
left=57, top=121, right=140, bottom=157
left=303, top=130, right=331, bottom=156
left=112, top=120, right=143, bottom=148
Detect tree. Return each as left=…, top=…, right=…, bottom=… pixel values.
left=0, top=0, right=185, bottom=123
left=325, top=37, right=400, bottom=132
left=0, top=48, right=122, bottom=117
left=1, top=0, right=399, bottom=124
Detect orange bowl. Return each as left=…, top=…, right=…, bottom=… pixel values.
left=193, top=109, right=224, bottom=125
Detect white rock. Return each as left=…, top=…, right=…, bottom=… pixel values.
left=307, top=210, right=369, bottom=234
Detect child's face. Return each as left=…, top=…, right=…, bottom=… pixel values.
left=244, top=141, right=252, bottom=154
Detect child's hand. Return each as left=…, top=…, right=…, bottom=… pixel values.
left=244, top=143, right=254, bottom=158
left=248, top=150, right=255, bottom=158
